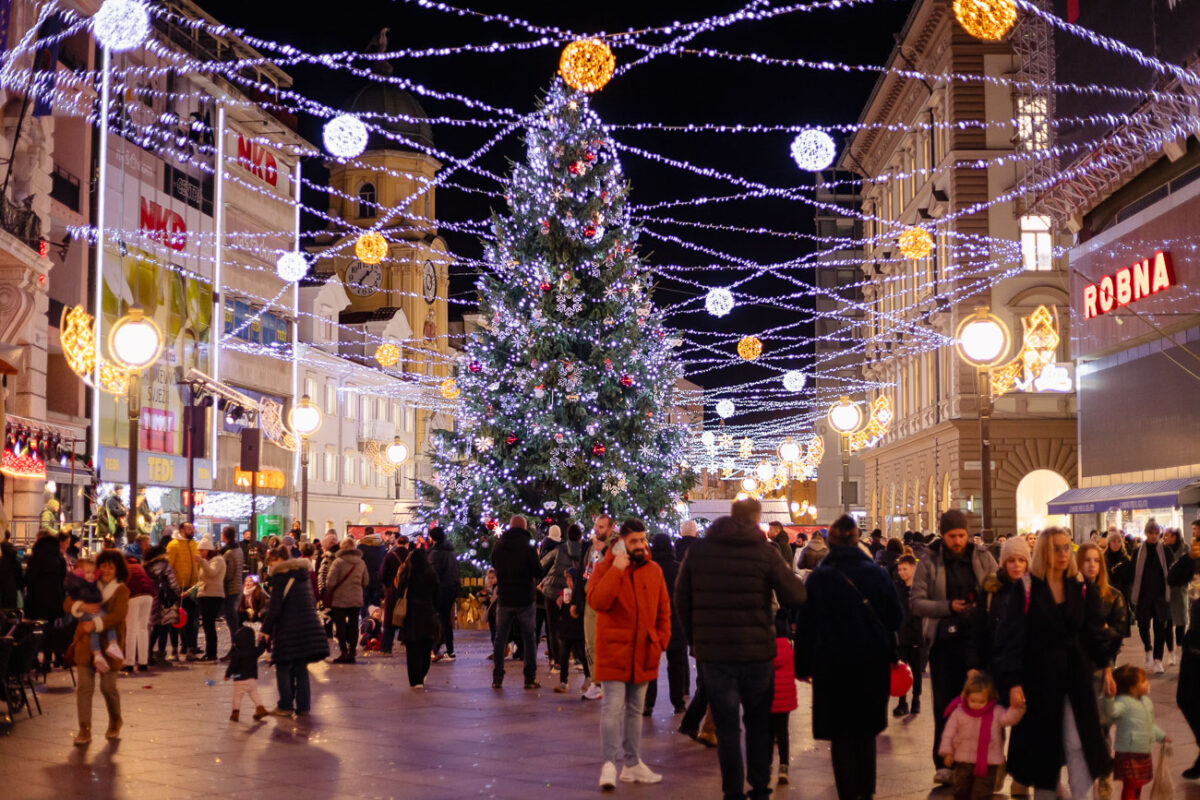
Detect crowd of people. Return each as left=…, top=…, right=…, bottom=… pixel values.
left=3, top=505, right=1200, bottom=800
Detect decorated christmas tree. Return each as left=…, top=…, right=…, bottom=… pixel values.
left=423, top=80, right=694, bottom=544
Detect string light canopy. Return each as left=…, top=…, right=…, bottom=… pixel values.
left=789, top=128, right=836, bottom=171
left=782, top=370, right=807, bottom=392
left=704, top=287, right=734, bottom=317
left=323, top=113, right=369, bottom=159
left=558, top=38, right=617, bottom=93
left=898, top=227, right=934, bottom=260
left=355, top=232, right=388, bottom=265
left=375, top=343, right=400, bottom=368
left=275, top=251, right=309, bottom=282
left=737, top=336, right=763, bottom=361
left=953, top=0, right=1018, bottom=41
left=92, top=0, right=151, bottom=52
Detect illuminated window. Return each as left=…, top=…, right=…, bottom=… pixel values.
left=345, top=389, right=356, bottom=420
left=325, top=384, right=337, bottom=415
left=358, top=183, right=376, bottom=219
left=1020, top=215, right=1053, bottom=271
left=344, top=451, right=355, bottom=483
left=324, top=449, right=335, bottom=482
left=1017, top=95, right=1049, bottom=152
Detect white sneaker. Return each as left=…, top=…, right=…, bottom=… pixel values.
left=1154, top=660, right=1165, bottom=674
left=1145, top=652, right=1155, bottom=670
left=1167, top=652, right=1176, bottom=668
left=105, top=641, right=124, bottom=660
left=583, top=683, right=604, bottom=701
left=599, top=761, right=617, bottom=790
left=620, top=761, right=663, bottom=784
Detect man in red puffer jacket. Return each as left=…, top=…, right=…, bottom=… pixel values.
left=123, top=550, right=156, bottom=672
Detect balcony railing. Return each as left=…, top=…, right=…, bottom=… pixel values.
left=1, top=195, right=42, bottom=252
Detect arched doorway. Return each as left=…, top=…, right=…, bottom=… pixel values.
left=1016, top=469, right=1070, bottom=533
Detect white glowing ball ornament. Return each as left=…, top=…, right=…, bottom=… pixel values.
left=93, top=0, right=151, bottom=52
left=782, top=370, right=807, bottom=392
left=323, top=114, right=369, bottom=159
left=275, top=252, right=309, bottom=282
left=700, top=431, right=716, bottom=447
left=705, top=287, right=734, bottom=317
left=715, top=399, right=735, bottom=419
left=790, top=129, right=837, bottom=172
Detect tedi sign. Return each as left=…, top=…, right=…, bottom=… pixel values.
left=1081, top=250, right=1177, bottom=320
left=236, top=134, right=278, bottom=187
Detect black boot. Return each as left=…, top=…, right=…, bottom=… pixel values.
left=1183, top=755, right=1200, bottom=780
left=893, top=697, right=909, bottom=717
left=910, top=696, right=921, bottom=714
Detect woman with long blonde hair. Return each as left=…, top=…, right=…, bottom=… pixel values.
left=995, top=528, right=1114, bottom=800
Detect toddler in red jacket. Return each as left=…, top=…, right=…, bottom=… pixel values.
left=771, top=620, right=798, bottom=785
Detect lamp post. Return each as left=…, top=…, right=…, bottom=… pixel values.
left=828, top=396, right=865, bottom=515
left=778, top=437, right=802, bottom=522
left=108, top=307, right=163, bottom=545
left=385, top=435, right=410, bottom=502
left=955, top=307, right=1011, bottom=535
left=288, top=395, right=322, bottom=540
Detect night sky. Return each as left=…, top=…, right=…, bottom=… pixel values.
left=200, top=0, right=914, bottom=423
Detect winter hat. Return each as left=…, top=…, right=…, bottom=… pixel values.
left=339, top=537, right=358, bottom=552
left=196, top=534, right=217, bottom=552
left=939, top=509, right=969, bottom=536
left=367, top=605, right=380, bottom=617
left=321, top=532, right=338, bottom=550
left=429, top=527, right=446, bottom=544
left=283, top=534, right=297, bottom=549
left=680, top=520, right=698, bottom=537
left=999, top=536, right=1031, bottom=566
left=547, top=525, right=562, bottom=542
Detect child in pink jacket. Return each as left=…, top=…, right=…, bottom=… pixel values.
left=938, top=672, right=1025, bottom=800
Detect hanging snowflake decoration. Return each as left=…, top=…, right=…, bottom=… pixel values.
left=474, top=436, right=494, bottom=453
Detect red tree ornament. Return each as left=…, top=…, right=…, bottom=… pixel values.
left=505, top=435, right=518, bottom=446
left=620, top=375, right=634, bottom=387
left=592, top=442, right=606, bottom=455
left=468, top=361, right=482, bottom=373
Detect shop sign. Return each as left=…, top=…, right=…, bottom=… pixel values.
left=139, top=197, right=188, bottom=252
left=234, top=468, right=286, bottom=491
left=235, top=134, right=278, bottom=187
left=1081, top=250, right=1177, bottom=319
left=100, top=446, right=213, bottom=490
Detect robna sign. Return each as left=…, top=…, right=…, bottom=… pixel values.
left=1082, top=250, right=1177, bottom=319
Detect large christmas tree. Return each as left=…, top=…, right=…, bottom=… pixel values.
left=423, top=80, right=694, bottom=541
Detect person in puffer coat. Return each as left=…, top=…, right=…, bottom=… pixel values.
left=260, top=547, right=329, bottom=716
left=325, top=538, right=368, bottom=664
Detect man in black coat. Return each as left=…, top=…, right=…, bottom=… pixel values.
left=644, top=533, right=688, bottom=715
left=491, top=516, right=542, bottom=689
left=379, top=536, right=410, bottom=655
left=428, top=527, right=460, bottom=661
left=0, top=532, right=22, bottom=609
left=795, top=514, right=902, bottom=800
left=675, top=499, right=807, bottom=800
left=357, top=527, right=386, bottom=620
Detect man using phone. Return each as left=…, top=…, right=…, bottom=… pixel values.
left=911, top=509, right=997, bottom=786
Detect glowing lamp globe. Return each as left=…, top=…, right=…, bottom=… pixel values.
left=737, top=336, right=763, bottom=361
left=755, top=462, right=775, bottom=482
left=790, top=129, right=836, bottom=172
left=740, top=477, right=758, bottom=493
left=558, top=38, right=616, bottom=93
left=355, top=232, right=388, bottom=265
left=275, top=251, right=309, bottom=282
left=898, top=227, right=934, bottom=260
left=93, top=0, right=151, bottom=52
left=705, top=287, right=734, bottom=317
left=374, top=343, right=400, bottom=368
left=828, top=396, right=864, bottom=434
left=782, top=370, right=807, bottom=392
left=953, top=0, right=1017, bottom=41
left=715, top=399, right=735, bottom=419
left=323, top=113, right=368, bottom=159
left=700, top=431, right=716, bottom=447
left=956, top=308, right=1010, bottom=368
left=440, top=378, right=460, bottom=400
left=385, top=436, right=410, bottom=466
left=778, top=438, right=802, bottom=464
left=108, top=307, right=163, bottom=371
left=289, top=394, right=322, bottom=437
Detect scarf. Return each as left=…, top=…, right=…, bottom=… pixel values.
left=944, top=696, right=996, bottom=776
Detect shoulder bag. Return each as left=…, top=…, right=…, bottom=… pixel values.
left=321, top=564, right=354, bottom=609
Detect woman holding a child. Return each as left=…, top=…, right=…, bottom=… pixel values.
left=67, top=549, right=129, bottom=745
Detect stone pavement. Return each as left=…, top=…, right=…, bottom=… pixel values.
left=3, top=630, right=1200, bottom=799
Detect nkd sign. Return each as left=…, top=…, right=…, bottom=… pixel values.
left=236, top=134, right=278, bottom=187
left=1082, top=250, right=1177, bottom=319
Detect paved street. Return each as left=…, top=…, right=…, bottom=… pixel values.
left=3, top=630, right=1200, bottom=799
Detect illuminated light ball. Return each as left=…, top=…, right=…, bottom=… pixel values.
left=558, top=38, right=616, bottom=93
left=374, top=343, right=400, bottom=368
left=755, top=462, right=775, bottom=482
left=705, top=287, right=734, bottom=317
left=93, top=0, right=151, bottom=52
left=322, top=113, right=368, bottom=159
left=789, top=128, right=837, bottom=172
left=953, top=0, right=1017, bottom=41
left=439, top=378, right=460, bottom=400
left=275, top=251, right=309, bottom=282
left=355, top=232, right=388, bottom=265
left=898, top=226, right=934, bottom=260
left=737, top=336, right=763, bottom=361
left=715, top=399, right=735, bottom=419
left=741, top=477, right=758, bottom=493
left=700, top=431, right=716, bottom=447
left=782, top=370, right=807, bottom=392
left=467, top=360, right=482, bottom=373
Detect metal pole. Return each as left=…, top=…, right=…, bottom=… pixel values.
left=68, top=442, right=77, bottom=523
left=841, top=432, right=851, bottom=515
left=186, top=391, right=196, bottom=525
left=979, top=369, right=993, bottom=534
left=210, top=104, right=226, bottom=486
left=300, top=437, right=309, bottom=539
left=249, top=470, right=258, bottom=541
left=125, top=372, right=140, bottom=546
left=92, top=47, right=111, bottom=469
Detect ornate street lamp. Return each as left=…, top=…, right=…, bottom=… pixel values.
left=954, top=307, right=1011, bottom=534
left=385, top=435, right=410, bottom=502
left=828, top=396, right=865, bottom=515
left=108, top=307, right=163, bottom=544
left=288, top=395, right=323, bottom=538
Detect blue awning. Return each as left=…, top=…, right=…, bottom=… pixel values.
left=1047, top=478, right=1200, bottom=515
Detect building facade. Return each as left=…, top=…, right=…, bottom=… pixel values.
left=842, top=0, right=1077, bottom=538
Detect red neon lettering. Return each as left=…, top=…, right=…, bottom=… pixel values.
left=1132, top=258, right=1151, bottom=300
left=1098, top=276, right=1115, bottom=313
left=138, top=197, right=187, bottom=252
left=236, top=134, right=279, bottom=187
left=1115, top=267, right=1132, bottom=306
left=1151, top=250, right=1176, bottom=292
left=1083, top=284, right=1098, bottom=319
